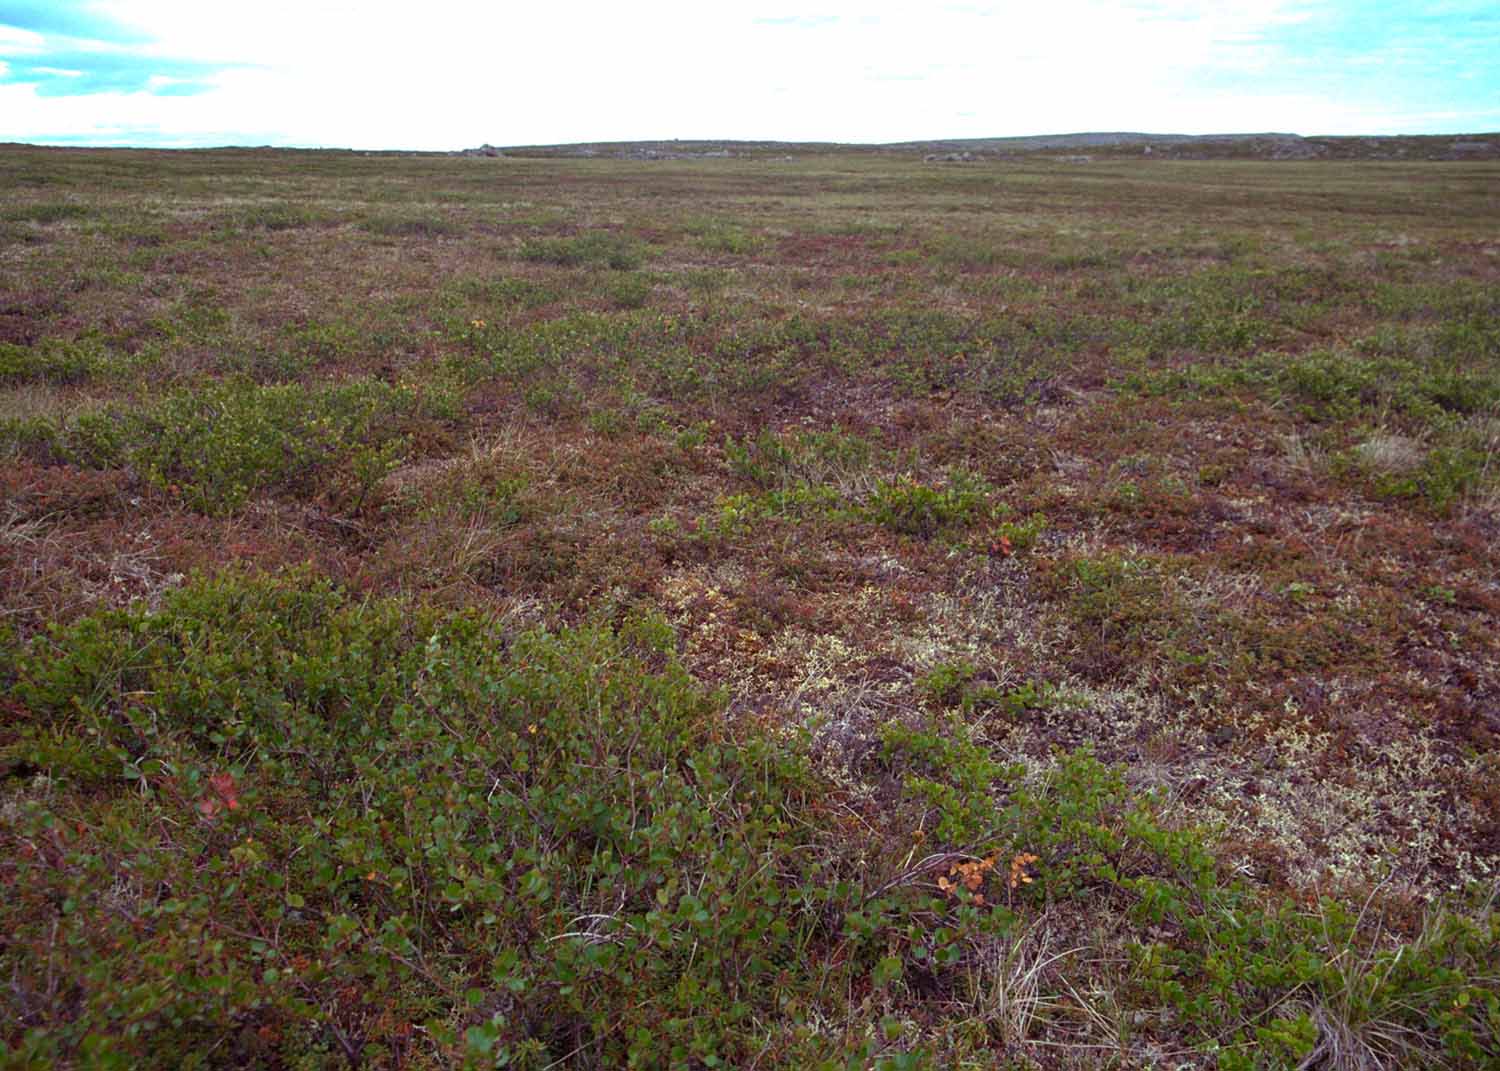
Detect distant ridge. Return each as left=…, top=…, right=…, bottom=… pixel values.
left=882, top=131, right=1300, bottom=150
left=481, top=131, right=1500, bottom=162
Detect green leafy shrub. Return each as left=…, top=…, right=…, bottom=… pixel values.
left=916, top=660, right=977, bottom=707
left=1063, top=553, right=1167, bottom=638
left=130, top=377, right=416, bottom=512
left=603, top=271, right=653, bottom=308
left=990, top=511, right=1048, bottom=553
left=1123, top=268, right=1279, bottom=355
left=518, top=231, right=644, bottom=270
left=692, top=223, right=764, bottom=255
left=0, top=403, right=133, bottom=467
left=725, top=426, right=876, bottom=492
left=3, top=202, right=90, bottom=224
left=360, top=213, right=464, bottom=238
left=65, top=406, right=133, bottom=467
left=283, top=318, right=361, bottom=366
left=3, top=573, right=934, bottom=1068
left=5, top=572, right=1496, bottom=1068
left=926, top=235, right=1016, bottom=272
left=917, top=662, right=1065, bottom=719
left=1365, top=443, right=1492, bottom=514
left=866, top=470, right=993, bottom=538
left=1127, top=347, right=1500, bottom=427
left=228, top=203, right=328, bottom=231
left=0, top=338, right=139, bottom=385
left=0, top=413, right=60, bottom=460
left=692, top=490, right=771, bottom=540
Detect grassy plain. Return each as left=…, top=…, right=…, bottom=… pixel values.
left=1, top=146, right=1498, bottom=1068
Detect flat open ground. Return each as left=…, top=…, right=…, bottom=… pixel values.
left=2, top=147, right=1498, bottom=1068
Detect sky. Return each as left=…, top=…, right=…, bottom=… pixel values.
left=0, top=0, right=1496, bottom=149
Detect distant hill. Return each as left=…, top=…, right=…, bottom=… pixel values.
left=476, top=132, right=1500, bottom=162
left=884, top=131, right=1293, bottom=151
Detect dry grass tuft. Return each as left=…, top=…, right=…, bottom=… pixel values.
left=1280, top=429, right=1326, bottom=476
left=1353, top=432, right=1425, bottom=474
left=963, top=917, right=1075, bottom=1050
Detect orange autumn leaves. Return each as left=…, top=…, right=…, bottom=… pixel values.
left=1009, top=852, right=1040, bottom=890
left=935, top=851, right=1040, bottom=906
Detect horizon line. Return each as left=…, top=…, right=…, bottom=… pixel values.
left=5, top=129, right=1500, bottom=153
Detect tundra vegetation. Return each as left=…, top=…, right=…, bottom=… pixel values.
left=1, top=146, right=1497, bottom=1069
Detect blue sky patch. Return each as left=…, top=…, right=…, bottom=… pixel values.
left=0, top=0, right=148, bottom=43
left=2, top=50, right=223, bottom=96
left=0, top=3, right=232, bottom=97
left=1181, top=1, right=1500, bottom=128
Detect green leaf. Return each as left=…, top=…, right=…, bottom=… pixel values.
left=873, top=955, right=903, bottom=988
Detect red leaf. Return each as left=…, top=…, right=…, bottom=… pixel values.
left=198, top=772, right=241, bottom=819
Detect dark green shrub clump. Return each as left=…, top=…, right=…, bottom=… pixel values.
left=519, top=231, right=645, bottom=270
left=360, top=213, right=465, bottom=238
left=130, top=377, right=416, bottom=512
left=725, top=426, right=876, bottom=491
left=3, top=572, right=1495, bottom=1069
left=0, top=338, right=143, bottom=386
left=0, top=340, right=102, bottom=385
left=866, top=471, right=993, bottom=538
left=229, top=204, right=329, bottom=231
left=1, top=573, right=954, bottom=1068
left=3, top=202, right=91, bottom=224
left=1, top=376, right=421, bottom=507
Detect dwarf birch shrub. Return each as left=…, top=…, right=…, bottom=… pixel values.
left=7, top=572, right=1496, bottom=1069
left=130, top=377, right=415, bottom=512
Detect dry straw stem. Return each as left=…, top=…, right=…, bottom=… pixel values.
left=963, top=915, right=1078, bottom=1048
left=1296, top=882, right=1499, bottom=1071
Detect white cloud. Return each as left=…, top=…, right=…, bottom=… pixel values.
left=0, top=25, right=46, bottom=55
left=0, top=0, right=1486, bottom=146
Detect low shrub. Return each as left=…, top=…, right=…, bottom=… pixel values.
left=3, top=202, right=91, bottom=224
left=130, top=377, right=416, bottom=512
left=0, top=338, right=140, bottom=386
left=866, top=470, right=993, bottom=538
left=1125, top=348, right=1500, bottom=427
left=518, top=232, right=644, bottom=270
left=360, top=213, right=464, bottom=239
left=229, top=204, right=329, bottom=231
left=603, top=271, right=653, bottom=309
left=1363, top=443, right=1492, bottom=514
left=1, top=573, right=997, bottom=1067
left=693, top=224, right=763, bottom=256
left=4, top=572, right=1495, bottom=1068
left=725, top=426, right=876, bottom=492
